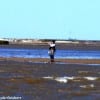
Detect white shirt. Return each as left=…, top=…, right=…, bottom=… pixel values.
left=50, top=43, right=55, bottom=47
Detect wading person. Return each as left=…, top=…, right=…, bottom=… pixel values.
left=48, top=41, right=56, bottom=63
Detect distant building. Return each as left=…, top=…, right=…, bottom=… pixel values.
left=56, top=40, right=79, bottom=44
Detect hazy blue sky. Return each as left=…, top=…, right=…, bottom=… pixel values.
left=0, top=0, right=100, bottom=40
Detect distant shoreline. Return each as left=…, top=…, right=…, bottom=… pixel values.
left=0, top=43, right=100, bottom=50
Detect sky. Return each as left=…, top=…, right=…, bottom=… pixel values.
left=0, top=0, right=100, bottom=40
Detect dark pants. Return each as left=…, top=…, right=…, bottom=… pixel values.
left=50, top=55, right=54, bottom=62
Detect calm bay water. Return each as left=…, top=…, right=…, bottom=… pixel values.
left=0, top=48, right=100, bottom=59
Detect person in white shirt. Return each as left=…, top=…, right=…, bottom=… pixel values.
left=48, top=40, right=56, bottom=63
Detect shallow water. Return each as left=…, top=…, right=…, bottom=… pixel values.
left=0, top=48, right=100, bottom=59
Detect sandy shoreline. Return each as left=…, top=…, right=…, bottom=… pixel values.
left=0, top=57, right=100, bottom=64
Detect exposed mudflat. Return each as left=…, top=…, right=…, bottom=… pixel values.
left=0, top=60, right=100, bottom=100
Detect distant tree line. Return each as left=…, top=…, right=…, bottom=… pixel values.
left=0, top=40, right=9, bottom=45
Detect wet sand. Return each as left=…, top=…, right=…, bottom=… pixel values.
left=0, top=58, right=100, bottom=100
left=0, top=57, right=100, bottom=64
